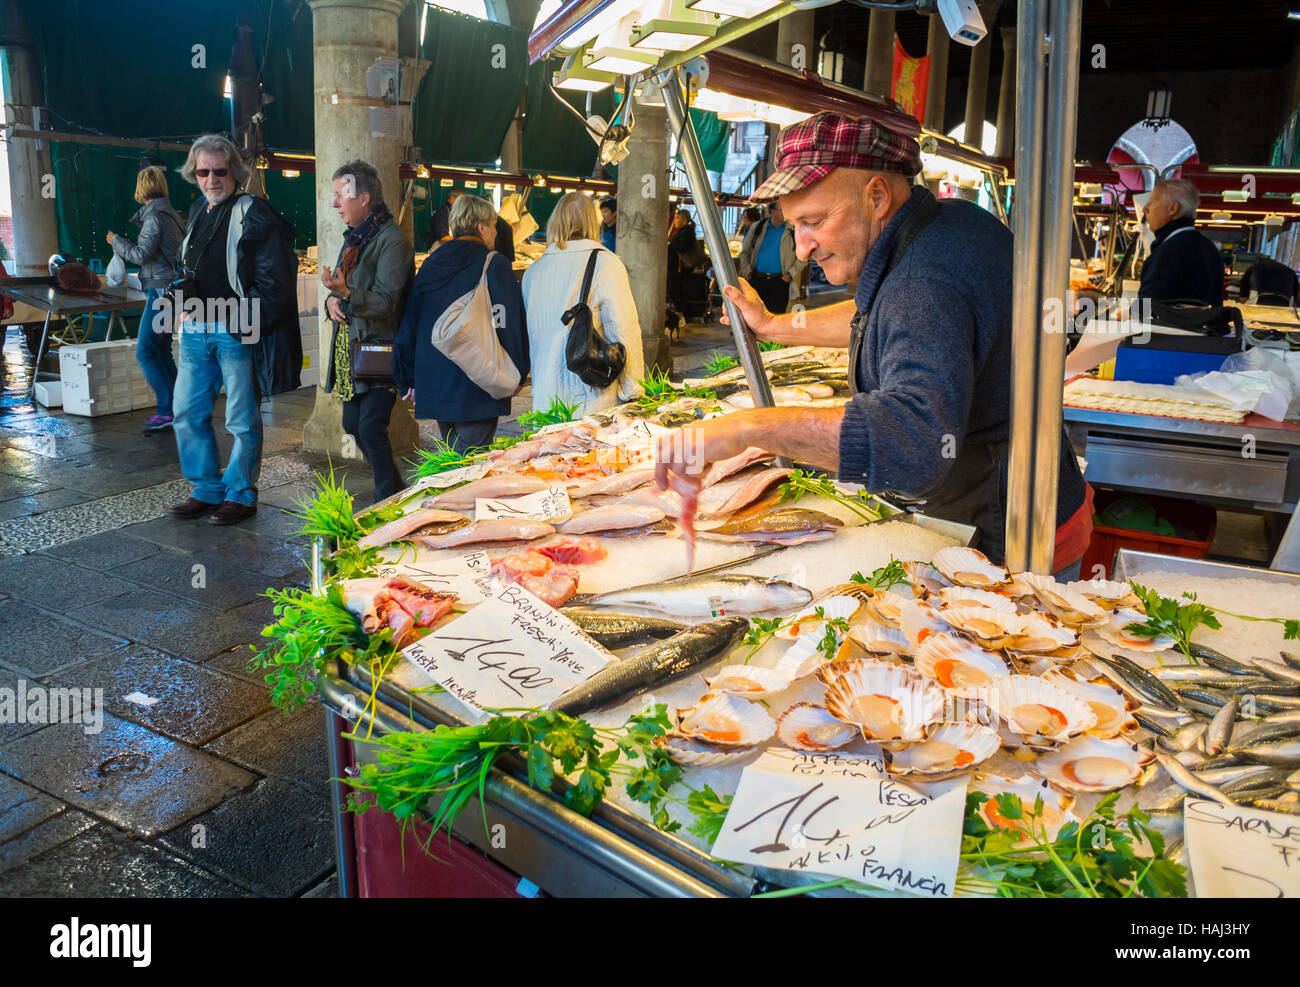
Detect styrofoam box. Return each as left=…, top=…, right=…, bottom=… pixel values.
left=34, top=381, right=62, bottom=408
left=60, top=340, right=153, bottom=417
left=300, top=367, right=320, bottom=388
left=296, top=273, right=319, bottom=316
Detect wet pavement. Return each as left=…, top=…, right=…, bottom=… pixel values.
left=0, top=299, right=796, bottom=896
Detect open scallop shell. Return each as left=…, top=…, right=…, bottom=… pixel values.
left=822, top=659, right=945, bottom=743
left=704, top=664, right=797, bottom=699
left=994, top=573, right=1038, bottom=602
left=777, top=633, right=831, bottom=680
left=932, top=547, right=1011, bottom=590
left=939, top=606, right=1027, bottom=649
left=972, top=773, right=1077, bottom=842
left=812, top=583, right=877, bottom=606
left=989, top=675, right=1098, bottom=746
left=898, top=599, right=949, bottom=649
left=1013, top=614, right=1082, bottom=654
left=775, top=703, right=858, bottom=752
left=885, top=722, right=1001, bottom=780
left=865, top=590, right=913, bottom=628
left=1021, top=573, right=1107, bottom=628
left=936, top=586, right=1019, bottom=614
left=903, top=561, right=952, bottom=598
left=837, top=621, right=913, bottom=662
left=654, top=733, right=761, bottom=768
left=775, top=596, right=864, bottom=640
left=914, top=633, right=1010, bottom=694
left=1095, top=608, right=1177, bottom=652
left=1033, top=736, right=1155, bottom=792
left=1042, top=667, right=1138, bottom=739
left=675, top=692, right=777, bottom=747
left=1066, top=578, right=1141, bottom=611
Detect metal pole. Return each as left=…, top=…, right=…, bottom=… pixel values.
left=1030, top=0, right=1082, bottom=574
left=1004, top=0, right=1048, bottom=571
left=660, top=69, right=775, bottom=411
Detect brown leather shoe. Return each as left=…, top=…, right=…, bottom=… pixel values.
left=208, top=500, right=257, bottom=525
left=169, top=497, right=221, bottom=519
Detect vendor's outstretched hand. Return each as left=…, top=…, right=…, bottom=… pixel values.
left=654, top=416, right=754, bottom=494
left=721, top=279, right=775, bottom=338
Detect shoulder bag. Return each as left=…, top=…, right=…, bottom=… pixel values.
left=563, top=249, right=626, bottom=389
left=428, top=251, right=521, bottom=399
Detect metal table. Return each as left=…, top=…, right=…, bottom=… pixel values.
left=1063, top=404, right=1300, bottom=572
left=0, top=276, right=148, bottom=400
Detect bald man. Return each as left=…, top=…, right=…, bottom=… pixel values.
left=1138, top=179, right=1225, bottom=305
left=654, top=112, right=1091, bottom=575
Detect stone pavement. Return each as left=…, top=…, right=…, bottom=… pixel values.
left=0, top=296, right=841, bottom=896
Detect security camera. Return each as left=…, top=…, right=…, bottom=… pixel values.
left=587, top=114, right=631, bottom=166
left=936, top=0, right=987, bottom=46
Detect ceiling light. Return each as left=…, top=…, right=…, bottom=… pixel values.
left=1222, top=189, right=1249, bottom=203
left=586, top=14, right=664, bottom=74
left=547, top=0, right=643, bottom=54
left=630, top=0, right=717, bottom=52
left=1211, top=211, right=1233, bottom=222
left=686, top=0, right=781, bottom=17
left=554, top=62, right=617, bottom=92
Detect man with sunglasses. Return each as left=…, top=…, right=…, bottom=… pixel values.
left=168, top=134, right=301, bottom=525
left=655, top=112, right=1091, bottom=577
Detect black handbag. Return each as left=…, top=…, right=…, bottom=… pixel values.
left=563, top=249, right=626, bottom=389
left=349, top=337, right=396, bottom=382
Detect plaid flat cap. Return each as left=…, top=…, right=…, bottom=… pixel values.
left=751, top=111, right=922, bottom=203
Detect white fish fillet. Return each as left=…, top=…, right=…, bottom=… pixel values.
left=423, top=475, right=550, bottom=509
left=412, top=518, right=555, bottom=548
left=555, top=505, right=666, bottom=534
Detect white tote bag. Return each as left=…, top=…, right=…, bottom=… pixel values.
left=428, top=251, right=520, bottom=400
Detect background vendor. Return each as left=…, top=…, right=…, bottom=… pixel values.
left=655, top=111, right=1091, bottom=577
left=1137, top=179, right=1225, bottom=305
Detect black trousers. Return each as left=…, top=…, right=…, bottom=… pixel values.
left=437, top=417, right=498, bottom=455
left=750, top=272, right=790, bottom=315
left=342, top=388, right=402, bottom=500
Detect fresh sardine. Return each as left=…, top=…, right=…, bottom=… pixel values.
left=1247, top=656, right=1300, bottom=687
left=1155, top=751, right=1234, bottom=805
left=412, top=518, right=555, bottom=549
left=563, top=609, right=689, bottom=649
left=1188, top=644, right=1257, bottom=675
left=1228, top=736, right=1300, bottom=766
left=1157, top=720, right=1207, bottom=753
left=423, top=475, right=550, bottom=510
left=547, top=617, right=749, bottom=716
left=1192, top=764, right=1279, bottom=787
left=571, top=572, right=812, bottom=617
left=1206, top=697, right=1239, bottom=755
left=554, top=505, right=666, bottom=535
left=1281, top=651, right=1300, bottom=672
left=356, top=509, right=470, bottom=549
left=1090, top=655, right=1186, bottom=711
left=1251, top=796, right=1300, bottom=815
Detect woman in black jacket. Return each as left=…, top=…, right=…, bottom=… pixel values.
left=322, top=159, right=414, bottom=500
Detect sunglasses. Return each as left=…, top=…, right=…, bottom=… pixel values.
left=195, top=168, right=229, bottom=178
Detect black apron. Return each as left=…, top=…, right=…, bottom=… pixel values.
left=846, top=196, right=1011, bottom=561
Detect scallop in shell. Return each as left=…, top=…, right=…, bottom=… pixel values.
left=1095, top=608, right=1176, bottom=653
left=777, top=632, right=832, bottom=680
left=1042, top=667, right=1138, bottom=739
left=1066, top=578, right=1140, bottom=611
left=704, top=664, right=797, bottom=699
left=972, top=773, right=1077, bottom=842
left=822, top=659, right=945, bottom=743
left=885, top=722, right=1001, bottom=780
left=1012, top=614, right=1081, bottom=654
left=932, top=547, right=1011, bottom=590
left=654, top=734, right=761, bottom=768
left=936, top=586, right=1019, bottom=614
left=775, top=703, right=858, bottom=752
left=897, top=598, right=949, bottom=649
left=865, top=590, right=913, bottom=628
left=1021, top=573, right=1107, bottom=628
left=836, top=621, right=912, bottom=662
left=914, top=633, right=1010, bottom=693
left=938, top=606, right=1026, bottom=649
left=988, top=675, right=1097, bottom=746
left=676, top=692, right=777, bottom=747
left=1034, top=735, right=1154, bottom=792
left=902, top=561, right=952, bottom=598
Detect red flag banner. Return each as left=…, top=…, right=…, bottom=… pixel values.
left=892, top=35, right=930, bottom=122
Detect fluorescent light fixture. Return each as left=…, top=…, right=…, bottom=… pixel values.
left=549, top=0, right=643, bottom=54
left=554, top=62, right=616, bottom=92
left=1292, top=192, right=1300, bottom=205
left=630, top=0, right=717, bottom=52
left=282, top=170, right=300, bottom=178
left=585, top=13, right=663, bottom=74
left=686, top=0, right=781, bottom=16
left=1265, top=213, right=1286, bottom=228
left=1211, top=211, right=1233, bottom=222
left=440, top=178, right=454, bottom=186
left=1222, top=189, right=1249, bottom=202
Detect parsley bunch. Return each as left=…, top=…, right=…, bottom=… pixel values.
left=776, top=469, right=885, bottom=523
left=1124, top=582, right=1222, bottom=660
left=851, top=558, right=909, bottom=592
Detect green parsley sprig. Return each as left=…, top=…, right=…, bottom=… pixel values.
left=516, top=396, right=580, bottom=432
left=776, top=469, right=885, bottom=524
left=703, top=352, right=739, bottom=377
left=1124, top=582, right=1222, bottom=661
left=851, top=558, right=909, bottom=592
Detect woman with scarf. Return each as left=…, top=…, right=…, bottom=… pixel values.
left=322, top=159, right=414, bottom=501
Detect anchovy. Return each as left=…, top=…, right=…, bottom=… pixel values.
left=1251, top=796, right=1300, bottom=815
left=1158, top=720, right=1208, bottom=753
left=1169, top=673, right=1274, bottom=691
left=1206, top=697, right=1239, bottom=756
left=1281, top=651, right=1300, bottom=672
left=1151, top=664, right=1254, bottom=683
left=1228, top=736, right=1300, bottom=766
left=547, top=617, right=749, bottom=716
left=1192, top=764, right=1279, bottom=787
left=1263, top=710, right=1300, bottom=727
left=570, top=572, right=812, bottom=617
left=1187, top=644, right=1257, bottom=675
left=1255, top=694, right=1300, bottom=712
left=563, top=609, right=688, bottom=649
left=1171, top=689, right=1228, bottom=717
left=1136, top=712, right=1175, bottom=737
left=1090, top=655, right=1186, bottom=710
left=1247, top=656, right=1300, bottom=687
left=1155, top=752, right=1234, bottom=805
left=1288, top=768, right=1300, bottom=792
left=1232, top=720, right=1300, bottom=748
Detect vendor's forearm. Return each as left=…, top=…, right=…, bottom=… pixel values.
left=740, top=407, right=843, bottom=473
left=761, top=298, right=856, bottom=347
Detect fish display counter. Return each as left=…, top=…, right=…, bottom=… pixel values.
left=257, top=348, right=1300, bottom=898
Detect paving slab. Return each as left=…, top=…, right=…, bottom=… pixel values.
left=0, top=486, right=93, bottom=520
left=0, top=773, right=65, bottom=842
left=67, top=589, right=267, bottom=662
left=113, top=548, right=280, bottom=612
left=4, top=433, right=105, bottom=461
left=0, top=811, right=98, bottom=874
left=0, top=712, right=257, bottom=837
left=0, top=825, right=248, bottom=897
left=0, top=553, right=138, bottom=612
left=0, top=661, right=57, bottom=745
left=157, top=777, right=335, bottom=897
left=206, top=704, right=327, bottom=787
left=44, top=530, right=164, bottom=571
left=302, top=871, right=340, bottom=898
left=206, top=642, right=272, bottom=685
left=0, top=471, right=54, bottom=503
left=0, top=599, right=126, bottom=677
left=47, top=646, right=270, bottom=746
left=0, top=414, right=100, bottom=438
left=121, top=516, right=307, bottom=580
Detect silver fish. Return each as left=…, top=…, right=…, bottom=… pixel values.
left=571, top=572, right=812, bottom=618
left=1251, top=796, right=1300, bottom=815
left=547, top=617, right=749, bottom=716
left=1192, top=764, right=1279, bottom=787
left=423, top=475, right=550, bottom=510
left=1232, top=720, right=1300, bottom=748
left=554, top=505, right=666, bottom=535
left=1206, top=697, right=1239, bottom=756
left=412, top=518, right=555, bottom=549
left=1228, top=736, right=1300, bottom=766
left=356, top=508, right=470, bottom=550
left=1288, top=768, right=1300, bottom=792
left=1187, top=645, right=1257, bottom=675
left=562, top=609, right=688, bottom=649
left=1158, top=720, right=1208, bottom=753
left=1155, top=752, right=1234, bottom=805
left=568, top=467, right=657, bottom=500
left=1247, top=656, right=1300, bottom=687
left=1263, top=709, right=1300, bottom=727
left=1152, top=665, right=1261, bottom=684
left=1090, top=655, right=1185, bottom=710
left=1281, top=651, right=1300, bottom=671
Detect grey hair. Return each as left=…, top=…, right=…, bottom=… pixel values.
left=450, top=193, right=497, bottom=238
left=180, top=134, right=251, bottom=187
left=1158, top=179, right=1200, bottom=219
left=332, top=159, right=383, bottom=204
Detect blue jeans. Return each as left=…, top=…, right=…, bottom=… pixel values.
left=136, top=288, right=178, bottom=416
left=173, top=323, right=263, bottom=506
left=1053, top=559, right=1082, bottom=582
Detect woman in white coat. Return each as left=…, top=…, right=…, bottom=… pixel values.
left=522, top=192, right=644, bottom=416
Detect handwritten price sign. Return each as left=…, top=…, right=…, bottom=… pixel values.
left=1184, top=798, right=1300, bottom=897
left=474, top=486, right=571, bottom=523
left=400, top=582, right=612, bottom=720
left=377, top=550, right=496, bottom=603
left=709, top=749, right=966, bottom=898
left=408, top=461, right=491, bottom=495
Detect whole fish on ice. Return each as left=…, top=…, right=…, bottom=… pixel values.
left=571, top=572, right=812, bottom=617
left=554, top=504, right=667, bottom=535
left=411, top=518, right=555, bottom=549
left=423, top=475, right=550, bottom=510
left=356, top=509, right=470, bottom=549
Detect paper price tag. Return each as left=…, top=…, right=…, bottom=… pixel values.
left=611, top=419, right=673, bottom=448
left=376, top=550, right=496, bottom=603
left=474, top=486, right=571, bottom=522
left=408, top=461, right=491, bottom=494
left=709, top=748, right=965, bottom=898
left=1184, top=798, right=1300, bottom=897
left=400, top=582, right=612, bottom=719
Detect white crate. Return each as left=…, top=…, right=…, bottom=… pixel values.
left=296, top=273, right=319, bottom=316
left=34, top=381, right=62, bottom=408
left=60, top=340, right=152, bottom=417
left=300, top=366, right=320, bottom=388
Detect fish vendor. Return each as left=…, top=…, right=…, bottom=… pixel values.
left=655, top=111, right=1092, bottom=578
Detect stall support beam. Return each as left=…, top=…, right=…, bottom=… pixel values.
left=963, top=14, right=992, bottom=150
left=1005, top=0, right=1082, bottom=573
left=923, top=13, right=950, bottom=132
left=994, top=25, right=1016, bottom=159
left=660, top=72, right=776, bottom=413
left=864, top=10, right=895, bottom=99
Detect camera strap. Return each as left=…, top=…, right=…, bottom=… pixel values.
left=181, top=194, right=241, bottom=282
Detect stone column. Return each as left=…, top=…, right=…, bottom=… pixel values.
left=776, top=10, right=816, bottom=73
left=303, top=0, right=419, bottom=462
left=0, top=0, right=59, bottom=276
left=864, top=10, right=896, bottom=99
left=963, top=21, right=992, bottom=148
left=994, top=25, right=1016, bottom=158
left=616, top=103, right=670, bottom=374
left=923, top=13, right=950, bottom=132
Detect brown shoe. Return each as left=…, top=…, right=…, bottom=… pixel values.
left=169, top=497, right=221, bottom=519
left=208, top=500, right=257, bottom=525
